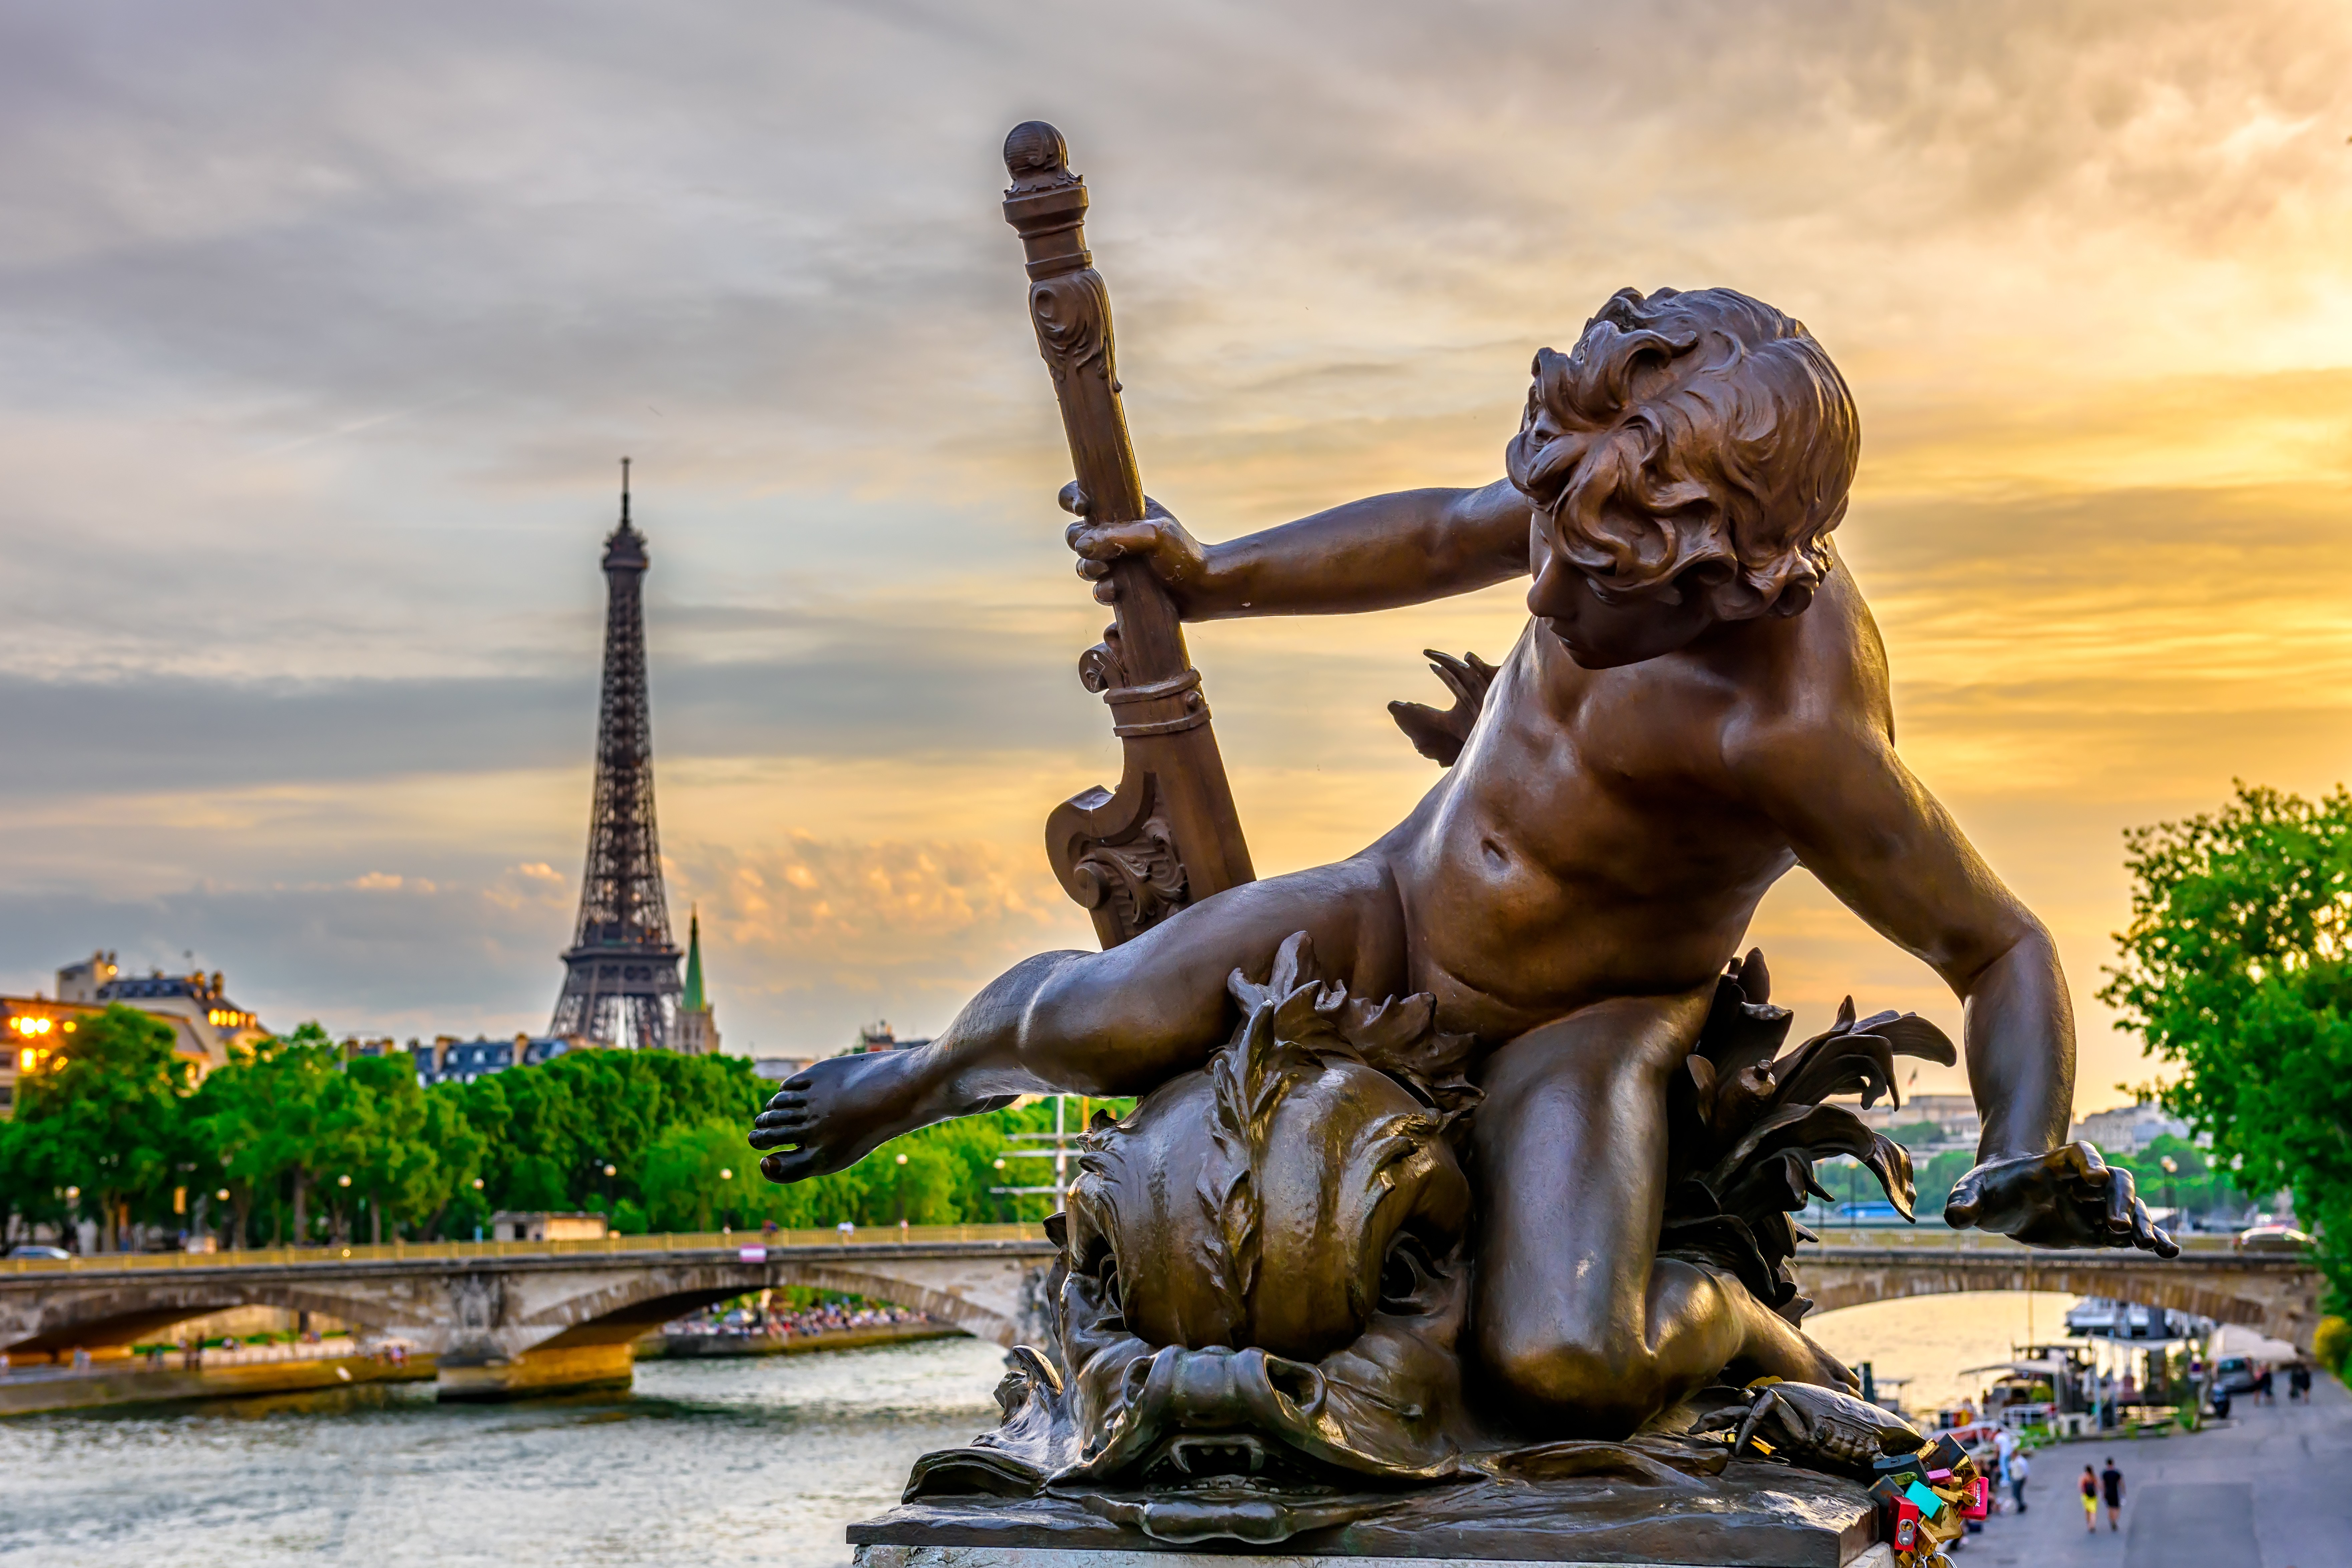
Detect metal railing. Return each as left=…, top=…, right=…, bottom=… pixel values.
left=1, top=1221, right=1053, bottom=1276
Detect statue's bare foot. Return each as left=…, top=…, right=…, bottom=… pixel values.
left=749, top=1050, right=1015, bottom=1183
left=750, top=1050, right=939, bottom=1182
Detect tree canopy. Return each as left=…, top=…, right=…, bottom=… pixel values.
left=2101, top=781, right=2352, bottom=1303
left=3, top=1027, right=1081, bottom=1251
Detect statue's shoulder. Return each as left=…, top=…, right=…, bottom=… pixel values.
left=1717, top=570, right=1895, bottom=764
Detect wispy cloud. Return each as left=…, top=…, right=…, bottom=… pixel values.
left=0, top=1, right=2346, bottom=1108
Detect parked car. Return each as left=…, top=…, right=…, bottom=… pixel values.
left=5, top=1244, right=70, bottom=1261
left=2212, top=1355, right=2260, bottom=1395
left=2234, top=1225, right=2313, bottom=1253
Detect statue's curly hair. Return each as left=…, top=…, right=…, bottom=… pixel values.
left=1505, top=287, right=1859, bottom=621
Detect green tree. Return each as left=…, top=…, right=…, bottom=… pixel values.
left=318, top=1054, right=453, bottom=1244
left=639, top=1122, right=747, bottom=1231
left=194, top=1025, right=344, bottom=1245
left=11, top=1006, right=190, bottom=1252
left=2101, top=782, right=2352, bottom=1304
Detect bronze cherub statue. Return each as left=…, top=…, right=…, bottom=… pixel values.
left=896, top=933, right=1957, bottom=1542
left=755, top=124, right=2173, bottom=1554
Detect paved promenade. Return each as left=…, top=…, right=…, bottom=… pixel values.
left=1958, top=1374, right=2350, bottom=1568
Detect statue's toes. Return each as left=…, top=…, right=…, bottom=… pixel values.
left=760, top=1149, right=822, bottom=1183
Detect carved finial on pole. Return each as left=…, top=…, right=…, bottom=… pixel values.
left=999, top=124, right=1255, bottom=947
left=1002, top=121, right=1072, bottom=188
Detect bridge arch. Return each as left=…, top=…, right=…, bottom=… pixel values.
left=0, top=1280, right=408, bottom=1359
left=1796, top=1250, right=2321, bottom=1349
left=515, top=1260, right=1016, bottom=1353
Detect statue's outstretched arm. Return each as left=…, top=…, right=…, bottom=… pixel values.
left=1067, top=476, right=1532, bottom=621
left=1730, top=661, right=2175, bottom=1257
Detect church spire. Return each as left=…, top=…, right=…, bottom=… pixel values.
left=683, top=906, right=707, bottom=1014
left=674, top=904, right=721, bottom=1056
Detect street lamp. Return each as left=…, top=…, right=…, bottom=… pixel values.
left=2160, top=1155, right=2180, bottom=1220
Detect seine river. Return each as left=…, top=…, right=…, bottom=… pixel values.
left=0, top=1294, right=2080, bottom=1568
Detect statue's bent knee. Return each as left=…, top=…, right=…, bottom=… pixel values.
left=1478, top=1319, right=1663, bottom=1438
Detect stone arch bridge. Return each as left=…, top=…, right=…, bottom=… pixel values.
left=0, top=1229, right=1059, bottom=1399
left=2, top=1230, right=2322, bottom=1400
left=1795, top=1242, right=2323, bottom=1348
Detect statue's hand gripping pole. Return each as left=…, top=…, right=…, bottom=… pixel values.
left=1001, top=121, right=1255, bottom=948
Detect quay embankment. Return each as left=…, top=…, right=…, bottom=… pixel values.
left=2, top=1320, right=968, bottom=1415
left=0, top=1340, right=434, bottom=1417
left=637, top=1321, right=964, bottom=1359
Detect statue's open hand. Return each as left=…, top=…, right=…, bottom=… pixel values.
left=1063, top=486, right=1212, bottom=612
left=1943, top=1142, right=2178, bottom=1257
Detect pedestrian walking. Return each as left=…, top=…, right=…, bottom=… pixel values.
left=2258, top=1366, right=2274, bottom=1404
left=2079, top=1465, right=2098, bottom=1533
left=2007, top=1448, right=2030, bottom=1515
left=2100, top=1457, right=2124, bottom=1533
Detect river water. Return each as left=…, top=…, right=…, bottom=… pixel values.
left=0, top=1294, right=2080, bottom=1568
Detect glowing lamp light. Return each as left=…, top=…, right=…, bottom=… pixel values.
left=603, top=1164, right=617, bottom=1177
left=719, top=1168, right=733, bottom=1181
left=470, top=1177, right=484, bottom=1190
left=337, top=1174, right=352, bottom=1188
left=216, top=1188, right=231, bottom=1201
left=895, top=1153, right=909, bottom=1166
left=63, top=1186, right=79, bottom=1200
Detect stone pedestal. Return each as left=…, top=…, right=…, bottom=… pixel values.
left=850, top=1471, right=1886, bottom=1568
left=433, top=1341, right=634, bottom=1401
left=858, top=1548, right=1893, bottom=1568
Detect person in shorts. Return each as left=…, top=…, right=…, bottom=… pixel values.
left=2007, top=1447, right=2030, bottom=1514
left=2101, top=1458, right=2124, bottom=1532
left=2080, top=1465, right=2099, bottom=1532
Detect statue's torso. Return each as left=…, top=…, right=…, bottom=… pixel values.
left=1388, top=574, right=1878, bottom=1042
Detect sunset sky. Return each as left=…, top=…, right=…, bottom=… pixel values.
left=2, top=2, right=2347, bottom=1116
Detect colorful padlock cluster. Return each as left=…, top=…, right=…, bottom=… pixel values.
left=1866, top=1431, right=1987, bottom=1562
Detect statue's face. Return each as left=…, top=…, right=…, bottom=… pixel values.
left=1057, top=1055, right=1475, bottom=1492
left=1526, top=524, right=1719, bottom=668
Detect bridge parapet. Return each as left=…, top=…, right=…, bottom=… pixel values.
left=0, top=1222, right=1056, bottom=1278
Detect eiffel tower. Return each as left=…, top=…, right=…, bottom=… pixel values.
left=549, top=458, right=685, bottom=1050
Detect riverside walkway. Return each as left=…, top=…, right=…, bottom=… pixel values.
left=1959, top=1372, right=2351, bottom=1568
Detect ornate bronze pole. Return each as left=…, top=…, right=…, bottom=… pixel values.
left=1001, top=121, right=1255, bottom=948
